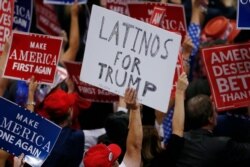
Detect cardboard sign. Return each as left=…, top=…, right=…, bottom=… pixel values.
left=35, top=0, right=62, bottom=36
left=80, top=5, right=181, bottom=113
left=149, top=6, right=166, bottom=27
left=64, top=61, right=119, bottom=102
left=44, top=0, right=88, bottom=5
left=3, top=31, right=63, bottom=85
left=0, top=0, right=14, bottom=56
left=0, top=97, right=61, bottom=167
left=13, top=0, right=33, bottom=32
left=127, top=2, right=186, bottom=42
left=202, top=43, right=250, bottom=111
left=237, top=0, right=250, bottom=30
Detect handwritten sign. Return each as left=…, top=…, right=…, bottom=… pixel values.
left=64, top=61, right=119, bottom=102
left=44, top=0, right=88, bottom=5
left=0, top=97, right=61, bottom=167
left=80, top=5, right=181, bottom=113
left=127, top=2, right=186, bottom=42
left=0, top=0, right=14, bottom=56
left=35, top=0, right=62, bottom=36
left=237, top=0, right=250, bottom=29
left=3, top=31, right=63, bottom=85
left=13, top=0, right=33, bottom=32
left=202, top=43, right=250, bottom=111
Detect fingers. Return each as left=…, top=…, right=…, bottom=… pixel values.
left=176, top=72, right=189, bottom=92
left=124, top=88, right=138, bottom=109
left=125, top=88, right=136, bottom=102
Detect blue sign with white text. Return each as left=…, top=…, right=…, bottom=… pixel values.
left=237, top=0, right=250, bottom=29
left=44, top=0, right=88, bottom=5
left=13, top=0, right=33, bottom=32
left=0, top=97, right=61, bottom=167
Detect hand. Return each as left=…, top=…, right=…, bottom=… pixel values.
left=182, top=35, right=194, bottom=59
left=192, top=0, right=209, bottom=14
left=176, top=72, right=189, bottom=94
left=13, top=153, right=25, bottom=167
left=71, top=0, right=79, bottom=17
left=124, top=88, right=139, bottom=110
left=28, top=76, right=38, bottom=95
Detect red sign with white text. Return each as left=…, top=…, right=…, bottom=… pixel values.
left=35, top=0, right=61, bottom=36
left=3, top=31, right=63, bottom=84
left=149, top=6, right=166, bottom=27
left=0, top=0, right=14, bottom=56
left=202, top=43, right=250, bottom=111
left=64, top=61, right=119, bottom=103
left=106, top=2, right=128, bottom=15
left=171, top=53, right=184, bottom=98
left=128, top=2, right=186, bottom=42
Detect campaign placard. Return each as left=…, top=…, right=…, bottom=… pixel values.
left=0, top=97, right=61, bottom=167
left=237, top=0, right=250, bottom=30
left=44, top=0, right=88, bottom=5
left=127, top=2, right=186, bottom=42
left=0, top=0, right=14, bottom=56
left=80, top=5, right=181, bottom=113
left=171, top=53, right=184, bottom=98
left=202, top=43, right=250, bottom=111
left=64, top=61, right=119, bottom=102
left=3, top=31, right=63, bottom=85
left=149, top=6, right=166, bottom=27
left=35, top=0, right=62, bottom=36
left=13, top=0, right=33, bottom=32
left=106, top=1, right=128, bottom=15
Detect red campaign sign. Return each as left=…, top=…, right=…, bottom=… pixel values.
left=149, top=6, right=166, bottom=27
left=35, top=0, right=61, bottom=36
left=171, top=52, right=184, bottom=98
left=127, top=2, right=187, bottom=42
left=106, top=2, right=128, bottom=15
left=3, top=31, right=63, bottom=84
left=64, top=61, right=119, bottom=103
left=202, top=43, right=250, bottom=112
left=0, top=0, right=14, bottom=56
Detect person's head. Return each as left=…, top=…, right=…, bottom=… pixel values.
left=185, top=94, right=217, bottom=130
left=38, top=88, right=77, bottom=125
left=83, top=143, right=121, bottom=167
left=201, top=16, right=241, bottom=45
left=105, top=111, right=129, bottom=143
left=141, top=125, right=163, bottom=165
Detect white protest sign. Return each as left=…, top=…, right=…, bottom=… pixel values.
left=80, top=5, right=181, bottom=113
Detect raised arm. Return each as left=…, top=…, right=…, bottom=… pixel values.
left=60, top=1, right=80, bottom=64
left=0, top=40, right=10, bottom=96
left=26, top=76, right=38, bottom=112
left=122, top=88, right=142, bottom=167
left=172, top=72, right=189, bottom=137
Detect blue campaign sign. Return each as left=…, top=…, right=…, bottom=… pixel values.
left=237, top=0, right=250, bottom=29
left=0, top=97, right=61, bottom=167
left=13, top=0, right=33, bottom=32
left=44, top=0, right=88, bottom=5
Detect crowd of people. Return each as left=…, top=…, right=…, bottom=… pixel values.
left=0, top=0, right=250, bottom=167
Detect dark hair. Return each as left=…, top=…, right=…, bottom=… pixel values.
left=185, top=94, right=214, bottom=129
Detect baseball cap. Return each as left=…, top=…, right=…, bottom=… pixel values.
left=38, top=88, right=77, bottom=123
left=201, top=16, right=241, bottom=45
left=83, top=144, right=121, bottom=167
